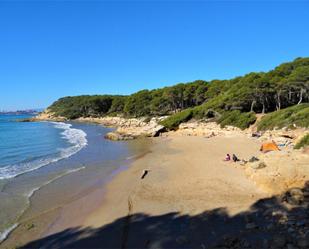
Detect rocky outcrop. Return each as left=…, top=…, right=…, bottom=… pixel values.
left=77, top=116, right=166, bottom=140
left=244, top=150, right=309, bottom=195
left=22, top=109, right=67, bottom=122
left=176, top=121, right=242, bottom=137
left=104, top=132, right=135, bottom=141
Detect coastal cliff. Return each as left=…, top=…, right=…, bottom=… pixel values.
left=77, top=116, right=166, bottom=140
left=34, top=109, right=309, bottom=194
left=32, top=110, right=166, bottom=140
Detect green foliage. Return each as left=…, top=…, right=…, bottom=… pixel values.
left=47, top=57, right=309, bottom=130
left=124, top=90, right=152, bottom=117
left=257, top=104, right=309, bottom=131
left=294, top=134, right=309, bottom=149
left=49, top=95, right=115, bottom=119
left=218, top=111, right=257, bottom=130
left=159, top=109, right=193, bottom=130
left=109, top=96, right=128, bottom=114
left=48, top=80, right=209, bottom=119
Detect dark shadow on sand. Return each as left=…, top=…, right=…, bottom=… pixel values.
left=20, top=183, right=309, bottom=249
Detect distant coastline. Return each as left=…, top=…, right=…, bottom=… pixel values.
left=0, top=109, right=41, bottom=115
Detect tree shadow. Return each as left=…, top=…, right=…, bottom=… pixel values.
left=20, top=182, right=309, bottom=249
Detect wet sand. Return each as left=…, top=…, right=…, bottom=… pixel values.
left=0, top=126, right=152, bottom=249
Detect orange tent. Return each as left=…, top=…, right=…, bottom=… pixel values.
left=260, top=141, right=280, bottom=153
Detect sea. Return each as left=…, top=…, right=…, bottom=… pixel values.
left=0, top=114, right=150, bottom=243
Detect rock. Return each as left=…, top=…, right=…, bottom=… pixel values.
left=287, top=196, right=303, bottom=205
left=271, top=234, right=286, bottom=248
left=248, top=156, right=259, bottom=163
left=250, top=162, right=267, bottom=169
left=78, top=116, right=167, bottom=140
left=285, top=188, right=305, bottom=205
left=290, top=188, right=304, bottom=196
left=104, top=132, right=134, bottom=141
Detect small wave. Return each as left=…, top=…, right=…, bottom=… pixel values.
left=0, top=223, right=18, bottom=243
left=25, top=166, right=86, bottom=198
left=0, top=122, right=87, bottom=180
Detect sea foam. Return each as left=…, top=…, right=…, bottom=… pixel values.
left=0, top=122, right=87, bottom=180
left=0, top=223, right=18, bottom=243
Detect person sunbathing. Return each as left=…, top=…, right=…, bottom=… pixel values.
left=224, top=154, right=231, bottom=161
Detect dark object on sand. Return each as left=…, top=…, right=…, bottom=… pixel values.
left=232, top=154, right=240, bottom=162
left=280, top=134, right=294, bottom=139
left=252, top=132, right=262, bottom=138
left=240, top=160, right=248, bottom=166
left=249, top=156, right=259, bottom=163
left=141, top=170, right=149, bottom=179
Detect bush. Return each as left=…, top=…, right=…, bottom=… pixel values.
left=160, top=109, right=193, bottom=130
left=294, top=134, right=309, bottom=149
left=218, top=111, right=257, bottom=130
left=257, top=104, right=309, bottom=131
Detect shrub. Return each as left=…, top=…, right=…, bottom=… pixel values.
left=160, top=109, right=193, bottom=130
left=257, top=104, right=309, bottom=131
left=294, top=134, right=309, bottom=149
left=218, top=111, right=257, bottom=130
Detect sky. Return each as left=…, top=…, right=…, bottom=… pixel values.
left=0, top=1, right=309, bottom=110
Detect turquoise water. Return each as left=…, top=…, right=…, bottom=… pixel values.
left=0, top=114, right=87, bottom=179
left=0, top=116, right=150, bottom=244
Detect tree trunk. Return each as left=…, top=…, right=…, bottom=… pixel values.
left=288, top=90, right=292, bottom=102
left=297, top=89, right=304, bottom=105
left=250, top=100, right=256, bottom=112
left=276, top=91, right=281, bottom=111
left=262, top=101, right=265, bottom=114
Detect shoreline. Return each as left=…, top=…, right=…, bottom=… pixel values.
left=21, top=133, right=274, bottom=248
left=1, top=148, right=153, bottom=248
left=0, top=122, right=153, bottom=248
left=2, top=118, right=309, bottom=248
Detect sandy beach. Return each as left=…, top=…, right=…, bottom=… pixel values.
left=85, top=134, right=267, bottom=226
left=2, top=131, right=309, bottom=248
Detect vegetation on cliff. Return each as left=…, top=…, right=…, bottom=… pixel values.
left=294, top=134, right=309, bottom=149
left=257, top=104, right=309, bottom=131
left=48, top=57, right=309, bottom=129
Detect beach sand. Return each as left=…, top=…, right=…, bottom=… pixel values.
left=85, top=134, right=267, bottom=228
left=4, top=133, right=309, bottom=248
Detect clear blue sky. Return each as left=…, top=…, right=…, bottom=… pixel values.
left=1, top=1, right=308, bottom=110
